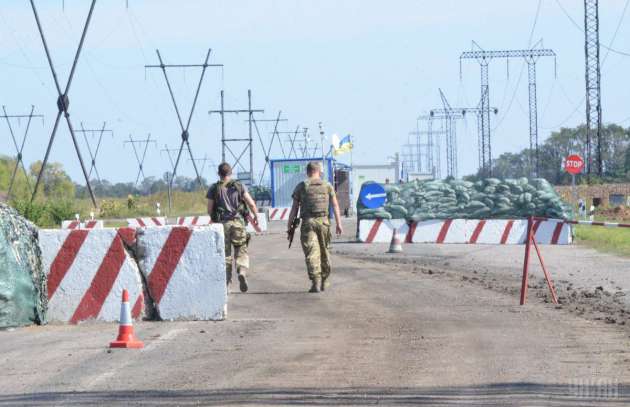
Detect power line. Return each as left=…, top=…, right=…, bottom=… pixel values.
left=554, top=0, right=630, bottom=57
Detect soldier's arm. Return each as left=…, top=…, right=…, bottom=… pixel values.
left=243, top=191, right=259, bottom=224
left=243, top=191, right=258, bottom=215
left=330, top=189, right=343, bottom=235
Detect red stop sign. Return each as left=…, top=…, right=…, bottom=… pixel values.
left=564, top=154, right=584, bottom=175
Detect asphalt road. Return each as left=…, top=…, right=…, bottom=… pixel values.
left=1, top=220, right=629, bottom=406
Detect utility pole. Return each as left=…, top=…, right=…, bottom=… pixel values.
left=29, top=0, right=98, bottom=207
left=124, top=134, right=156, bottom=186
left=430, top=89, right=498, bottom=176
left=145, top=48, right=222, bottom=190
left=209, top=90, right=263, bottom=186
left=276, top=128, right=302, bottom=159
left=0, top=106, right=44, bottom=199
left=76, top=122, right=113, bottom=184
left=460, top=41, right=556, bottom=177
left=417, top=115, right=448, bottom=179
left=584, top=0, right=603, bottom=175
left=160, top=144, right=180, bottom=214
left=247, top=112, right=288, bottom=184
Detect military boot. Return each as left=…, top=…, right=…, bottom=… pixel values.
left=238, top=274, right=249, bottom=293
left=309, top=278, right=321, bottom=293
left=320, top=276, right=330, bottom=291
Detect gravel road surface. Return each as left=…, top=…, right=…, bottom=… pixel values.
left=0, top=220, right=628, bottom=406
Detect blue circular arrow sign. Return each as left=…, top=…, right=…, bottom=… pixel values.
left=359, top=183, right=387, bottom=209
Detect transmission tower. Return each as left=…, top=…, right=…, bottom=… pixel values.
left=460, top=42, right=556, bottom=177
left=209, top=90, right=263, bottom=185
left=430, top=89, right=499, bottom=175
left=584, top=0, right=603, bottom=175
left=76, top=122, right=113, bottom=184
left=0, top=106, right=44, bottom=199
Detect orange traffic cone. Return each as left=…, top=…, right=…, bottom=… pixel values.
left=388, top=228, right=403, bottom=253
left=110, top=289, right=144, bottom=349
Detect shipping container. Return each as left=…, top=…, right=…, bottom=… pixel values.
left=350, top=164, right=399, bottom=208
left=270, top=158, right=334, bottom=208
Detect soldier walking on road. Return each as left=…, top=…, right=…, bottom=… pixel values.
left=208, top=163, right=259, bottom=293
left=287, top=162, right=343, bottom=293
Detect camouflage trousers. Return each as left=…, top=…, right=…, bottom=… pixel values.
left=300, top=217, right=332, bottom=281
left=222, top=219, right=249, bottom=282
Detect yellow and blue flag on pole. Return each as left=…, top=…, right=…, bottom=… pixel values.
left=331, top=134, right=353, bottom=156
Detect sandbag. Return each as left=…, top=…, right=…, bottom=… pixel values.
left=0, top=203, right=46, bottom=328
left=357, top=178, right=573, bottom=221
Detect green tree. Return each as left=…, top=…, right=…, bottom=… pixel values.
left=29, top=161, right=75, bottom=200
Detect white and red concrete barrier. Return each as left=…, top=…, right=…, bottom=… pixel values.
left=176, top=214, right=268, bottom=234
left=358, top=218, right=572, bottom=245
left=127, top=217, right=166, bottom=228
left=137, top=226, right=227, bottom=321
left=61, top=220, right=104, bottom=230
left=269, top=207, right=291, bottom=221
left=39, top=228, right=145, bottom=324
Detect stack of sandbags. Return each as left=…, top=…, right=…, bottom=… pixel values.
left=0, top=203, right=46, bottom=328
left=357, top=178, right=573, bottom=221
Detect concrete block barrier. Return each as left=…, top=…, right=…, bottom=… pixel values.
left=127, top=217, right=166, bottom=228
left=269, top=207, right=291, bottom=221
left=176, top=214, right=268, bottom=234
left=39, top=228, right=145, bottom=323
left=61, top=220, right=104, bottom=229
left=137, top=226, right=227, bottom=321
left=358, top=218, right=572, bottom=245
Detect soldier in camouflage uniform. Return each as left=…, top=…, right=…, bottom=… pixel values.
left=207, top=163, right=259, bottom=293
left=288, top=162, right=343, bottom=293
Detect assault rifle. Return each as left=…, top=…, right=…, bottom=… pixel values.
left=287, top=218, right=300, bottom=248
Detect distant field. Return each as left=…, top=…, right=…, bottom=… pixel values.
left=74, top=190, right=209, bottom=220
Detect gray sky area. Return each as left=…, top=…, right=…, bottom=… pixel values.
left=0, top=0, right=629, bottom=184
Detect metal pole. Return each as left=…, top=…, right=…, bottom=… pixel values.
left=248, top=89, right=253, bottom=185
left=527, top=60, right=539, bottom=177
left=221, top=90, right=225, bottom=162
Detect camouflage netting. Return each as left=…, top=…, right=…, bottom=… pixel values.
left=357, top=178, right=574, bottom=222
left=0, top=203, right=46, bottom=328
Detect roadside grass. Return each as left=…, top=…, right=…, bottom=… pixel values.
left=574, top=225, right=630, bottom=257
left=75, top=190, right=209, bottom=220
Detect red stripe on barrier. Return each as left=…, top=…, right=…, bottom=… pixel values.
left=68, top=221, right=79, bottom=230
left=551, top=222, right=564, bottom=244
left=117, top=227, right=136, bottom=247
left=70, top=234, right=127, bottom=323
left=148, top=227, right=193, bottom=304
left=270, top=209, right=278, bottom=219
left=436, top=219, right=453, bottom=243
left=280, top=208, right=288, bottom=220
left=365, top=219, right=383, bottom=243
left=47, top=230, right=90, bottom=300
left=178, top=217, right=185, bottom=225
left=192, top=216, right=199, bottom=226
left=152, top=217, right=162, bottom=226
left=132, top=293, right=143, bottom=319
left=500, top=220, right=514, bottom=244
left=532, top=218, right=543, bottom=235
left=405, top=222, right=417, bottom=243
left=136, top=218, right=146, bottom=227
left=86, top=221, right=97, bottom=229
left=469, top=220, right=486, bottom=244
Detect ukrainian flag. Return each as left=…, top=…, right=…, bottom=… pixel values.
left=332, top=134, right=353, bottom=156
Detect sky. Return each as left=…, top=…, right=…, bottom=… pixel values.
left=0, top=0, right=629, bottom=185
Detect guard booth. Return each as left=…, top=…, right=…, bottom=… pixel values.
left=270, top=158, right=334, bottom=208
